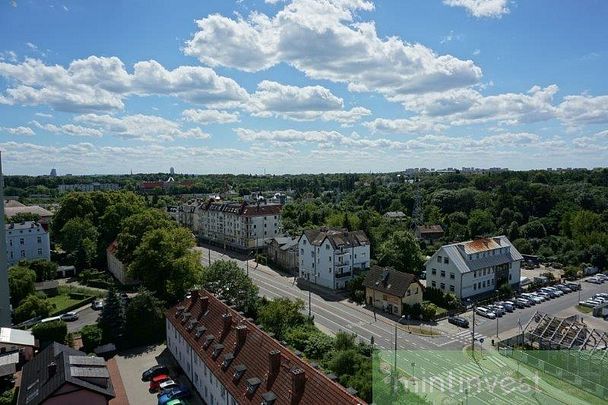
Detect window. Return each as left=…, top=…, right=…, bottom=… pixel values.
left=482, top=281, right=486, bottom=287
left=437, top=256, right=442, bottom=263
left=450, top=285, right=455, bottom=292
left=19, top=238, right=24, bottom=245
left=478, top=282, right=481, bottom=289
left=20, top=250, right=26, bottom=258
left=37, top=248, right=43, bottom=255
left=431, top=268, right=437, bottom=275
left=326, top=244, right=330, bottom=250
left=440, top=283, right=445, bottom=290
left=37, top=236, right=42, bottom=243
left=415, top=287, right=419, bottom=294
left=474, top=284, right=477, bottom=290
left=440, top=270, right=446, bottom=277
left=444, top=257, right=449, bottom=264
left=450, top=273, right=455, bottom=279
left=431, top=281, right=436, bottom=288
left=9, top=240, right=12, bottom=247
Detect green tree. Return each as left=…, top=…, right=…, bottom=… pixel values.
left=98, top=288, right=125, bottom=343
left=116, top=209, right=176, bottom=264
left=52, top=192, right=96, bottom=233
left=80, top=324, right=103, bottom=353
left=8, top=212, right=40, bottom=223
left=588, top=244, right=607, bottom=270
left=19, top=259, right=58, bottom=282
left=128, top=227, right=202, bottom=302
left=421, top=302, right=437, bottom=321
left=467, top=209, right=496, bottom=238
left=98, top=198, right=146, bottom=247
left=8, top=265, right=36, bottom=306
left=60, top=218, right=98, bottom=253
left=200, top=260, right=259, bottom=313
left=377, top=230, right=424, bottom=273
left=258, top=297, right=307, bottom=340
left=304, top=333, right=335, bottom=359
left=335, top=331, right=357, bottom=351
left=32, top=320, right=67, bottom=347
left=13, top=294, right=55, bottom=323
left=124, top=289, right=165, bottom=346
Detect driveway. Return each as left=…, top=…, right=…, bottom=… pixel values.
left=115, top=344, right=203, bottom=405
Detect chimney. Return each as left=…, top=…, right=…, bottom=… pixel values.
left=222, top=313, right=232, bottom=335
left=291, top=367, right=306, bottom=397
left=199, top=296, right=209, bottom=315
left=47, top=362, right=57, bottom=378
left=189, top=290, right=199, bottom=309
left=269, top=350, right=281, bottom=375
left=236, top=324, right=247, bottom=347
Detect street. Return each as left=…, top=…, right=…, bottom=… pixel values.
left=196, top=245, right=608, bottom=352
left=67, top=306, right=100, bottom=333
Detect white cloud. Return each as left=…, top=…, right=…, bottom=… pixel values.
left=182, top=109, right=240, bottom=125
left=0, top=51, right=17, bottom=63
left=248, top=80, right=370, bottom=123
left=556, top=95, right=608, bottom=127
left=185, top=0, right=482, bottom=101
left=364, top=117, right=446, bottom=134
left=34, top=112, right=53, bottom=118
left=0, top=126, right=35, bottom=136
left=31, top=120, right=103, bottom=137
left=0, top=57, right=249, bottom=112
left=74, top=114, right=210, bottom=141
left=443, top=0, right=510, bottom=18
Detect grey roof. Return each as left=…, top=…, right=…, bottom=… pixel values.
left=0, top=328, right=35, bottom=347
left=439, top=236, right=522, bottom=274
left=18, top=342, right=115, bottom=405
left=384, top=211, right=406, bottom=218
left=362, top=266, right=420, bottom=298
left=416, top=224, right=444, bottom=234
left=302, top=228, right=369, bottom=249
left=268, top=237, right=299, bottom=251
left=5, top=206, right=53, bottom=218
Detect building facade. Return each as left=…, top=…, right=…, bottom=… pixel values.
left=363, top=266, right=423, bottom=316
left=57, top=183, right=120, bottom=193
left=298, top=228, right=370, bottom=290
left=266, top=237, right=299, bottom=273
left=177, top=199, right=205, bottom=234
left=198, top=201, right=282, bottom=251
left=106, top=241, right=137, bottom=285
left=6, top=222, right=50, bottom=267
left=415, top=225, right=445, bottom=244
left=425, top=236, right=522, bottom=300
left=166, top=290, right=363, bottom=405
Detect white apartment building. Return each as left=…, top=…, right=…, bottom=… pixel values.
left=177, top=199, right=205, bottom=234
left=5, top=221, right=50, bottom=267
left=425, top=236, right=522, bottom=300
left=57, top=183, right=120, bottom=192
left=298, top=228, right=370, bottom=290
left=106, top=241, right=138, bottom=285
left=198, top=201, right=282, bottom=251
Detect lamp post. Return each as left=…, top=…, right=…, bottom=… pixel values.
left=393, top=315, right=405, bottom=396
left=246, top=250, right=253, bottom=276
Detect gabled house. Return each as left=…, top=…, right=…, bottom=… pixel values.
left=298, top=228, right=370, bottom=290
left=266, top=236, right=299, bottom=273
left=425, top=236, right=523, bottom=300
left=17, top=342, right=115, bottom=405
left=414, top=225, right=444, bottom=244
left=363, top=266, right=423, bottom=316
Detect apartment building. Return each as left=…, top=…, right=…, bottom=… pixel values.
left=6, top=221, right=50, bottom=267
left=166, top=290, right=364, bottom=405
left=298, top=228, right=370, bottom=290
left=425, top=236, right=522, bottom=300
left=177, top=199, right=205, bottom=234
left=199, top=201, right=282, bottom=251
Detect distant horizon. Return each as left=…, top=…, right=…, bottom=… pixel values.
left=1, top=1, right=607, bottom=173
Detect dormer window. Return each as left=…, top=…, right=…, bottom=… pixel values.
left=194, top=326, right=206, bottom=339
left=261, top=391, right=277, bottom=405
left=221, top=353, right=234, bottom=370
left=203, top=335, right=214, bottom=349
left=211, top=344, right=224, bottom=359
left=186, top=319, right=197, bottom=331
left=175, top=305, right=186, bottom=317
left=233, top=364, right=246, bottom=381
left=246, top=377, right=261, bottom=395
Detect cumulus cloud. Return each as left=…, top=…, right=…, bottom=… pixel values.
left=364, top=117, right=446, bottom=134
left=185, top=0, right=482, bottom=101
left=31, top=120, right=102, bottom=137
left=556, top=95, right=608, bottom=127
left=74, top=114, right=210, bottom=141
left=0, top=126, right=35, bottom=136
left=182, top=109, right=240, bottom=125
left=0, top=57, right=249, bottom=112
left=443, top=0, right=510, bottom=18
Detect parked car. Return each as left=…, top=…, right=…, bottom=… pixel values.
left=546, top=287, right=564, bottom=297
left=60, top=312, right=79, bottom=322
left=487, top=305, right=505, bottom=317
left=91, top=300, right=104, bottom=310
left=513, top=299, right=528, bottom=308
left=579, top=301, right=595, bottom=308
left=142, top=365, right=170, bottom=382
left=159, top=380, right=179, bottom=393
left=476, top=307, right=496, bottom=319
left=528, top=295, right=544, bottom=304
left=516, top=297, right=533, bottom=307
left=539, top=288, right=557, bottom=298
left=555, top=284, right=572, bottom=293
left=158, top=386, right=192, bottom=404
left=448, top=316, right=469, bottom=328
left=566, top=283, right=581, bottom=291
left=586, top=277, right=602, bottom=284
left=498, top=301, right=515, bottom=312
left=166, top=400, right=188, bottom=405
left=149, top=374, right=171, bottom=392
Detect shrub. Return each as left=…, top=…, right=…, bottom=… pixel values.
left=32, top=320, right=68, bottom=347
left=80, top=324, right=103, bottom=353
left=304, top=333, right=335, bottom=360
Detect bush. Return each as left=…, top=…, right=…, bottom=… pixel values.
left=421, top=302, right=438, bottom=321
left=0, top=388, right=17, bottom=405
left=80, top=324, right=103, bottom=353
left=304, top=333, right=335, bottom=360
left=13, top=294, right=55, bottom=324
left=32, top=320, right=67, bottom=347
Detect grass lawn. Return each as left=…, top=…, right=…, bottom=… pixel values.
left=47, top=294, right=85, bottom=313
left=576, top=304, right=593, bottom=314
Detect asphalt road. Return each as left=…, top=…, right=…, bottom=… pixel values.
left=66, top=306, right=100, bottom=333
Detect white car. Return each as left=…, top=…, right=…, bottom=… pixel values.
left=159, top=379, right=179, bottom=392
left=586, top=277, right=602, bottom=284
left=580, top=301, right=596, bottom=308
left=528, top=295, right=544, bottom=304
left=476, top=307, right=497, bottom=319
left=546, top=287, right=564, bottom=297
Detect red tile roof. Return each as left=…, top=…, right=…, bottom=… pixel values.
left=107, top=240, right=119, bottom=255
left=202, top=201, right=282, bottom=217
left=166, top=290, right=365, bottom=405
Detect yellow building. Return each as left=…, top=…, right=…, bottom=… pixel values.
left=363, top=266, right=424, bottom=316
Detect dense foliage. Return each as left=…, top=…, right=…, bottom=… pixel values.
left=32, top=320, right=68, bottom=347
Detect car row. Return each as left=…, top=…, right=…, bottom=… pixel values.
left=586, top=274, right=608, bottom=284
left=474, top=283, right=580, bottom=320
left=141, top=365, right=191, bottom=405
left=579, top=293, right=608, bottom=308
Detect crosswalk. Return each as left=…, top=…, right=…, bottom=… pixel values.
left=441, top=329, right=487, bottom=346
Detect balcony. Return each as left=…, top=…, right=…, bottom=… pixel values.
left=335, top=271, right=352, bottom=279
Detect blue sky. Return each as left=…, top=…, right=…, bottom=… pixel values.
left=1, top=0, right=607, bottom=175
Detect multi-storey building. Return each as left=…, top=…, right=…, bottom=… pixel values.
left=6, top=221, right=50, bottom=267
left=298, top=228, right=370, bottom=290
left=198, top=201, right=282, bottom=251
left=166, top=290, right=363, bottom=405
left=57, top=183, right=120, bottom=192
left=425, top=236, right=522, bottom=300
left=106, top=241, right=138, bottom=285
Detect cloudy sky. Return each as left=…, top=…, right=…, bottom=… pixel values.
left=1, top=0, right=607, bottom=175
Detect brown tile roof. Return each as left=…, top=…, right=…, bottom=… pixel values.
left=202, top=201, right=282, bottom=217
left=416, top=225, right=444, bottom=235
left=463, top=237, right=501, bottom=254
left=362, top=266, right=422, bottom=298
left=166, top=291, right=365, bottom=405
left=302, top=228, right=369, bottom=249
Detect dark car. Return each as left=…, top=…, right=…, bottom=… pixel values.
left=142, top=365, right=170, bottom=382
left=448, top=316, right=469, bottom=328
left=158, top=385, right=192, bottom=401
left=566, top=283, right=581, bottom=291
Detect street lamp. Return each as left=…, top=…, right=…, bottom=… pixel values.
left=246, top=250, right=253, bottom=276
left=393, top=315, right=405, bottom=396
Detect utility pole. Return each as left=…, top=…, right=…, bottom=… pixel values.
left=496, top=316, right=499, bottom=338
left=208, top=246, right=211, bottom=266
left=0, top=152, right=10, bottom=327
left=471, top=302, right=476, bottom=353
left=393, top=320, right=398, bottom=397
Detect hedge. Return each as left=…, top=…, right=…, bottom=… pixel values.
left=50, top=296, right=95, bottom=316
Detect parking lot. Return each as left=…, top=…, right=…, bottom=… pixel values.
left=115, top=344, right=203, bottom=405
left=436, top=277, right=608, bottom=344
